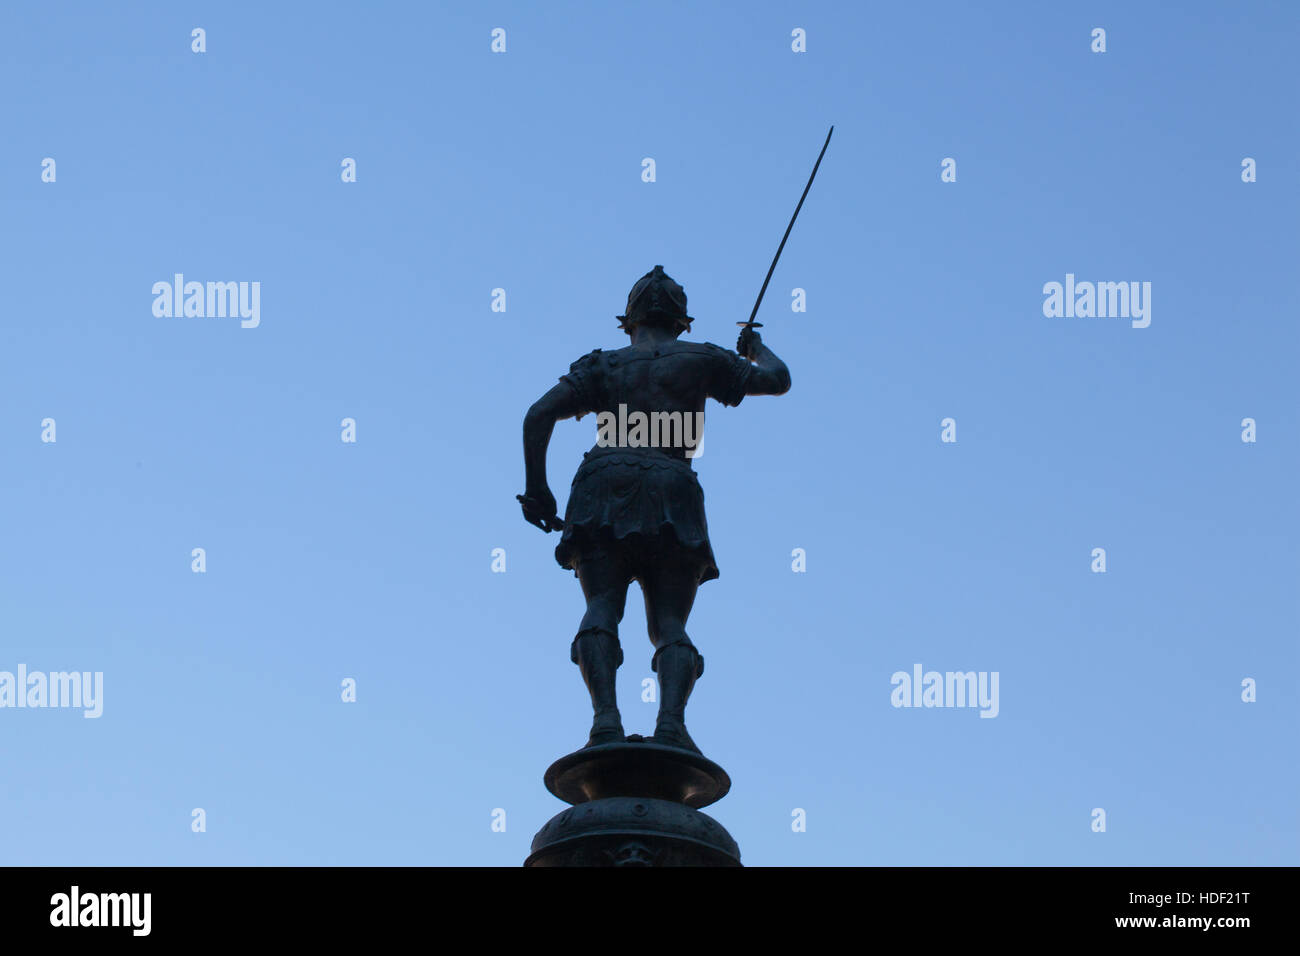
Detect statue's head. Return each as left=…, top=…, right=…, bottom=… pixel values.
left=617, top=265, right=693, bottom=336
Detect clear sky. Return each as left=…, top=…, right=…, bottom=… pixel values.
left=1, top=1, right=1295, bottom=866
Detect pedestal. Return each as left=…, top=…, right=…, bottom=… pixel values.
left=525, top=736, right=742, bottom=867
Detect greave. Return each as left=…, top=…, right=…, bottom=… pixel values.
left=572, top=629, right=625, bottom=746
left=651, top=641, right=703, bottom=754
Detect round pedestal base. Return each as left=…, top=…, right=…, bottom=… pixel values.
left=544, top=739, right=731, bottom=809
left=526, top=797, right=741, bottom=867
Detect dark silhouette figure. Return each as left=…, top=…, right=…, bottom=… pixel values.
left=520, top=266, right=790, bottom=754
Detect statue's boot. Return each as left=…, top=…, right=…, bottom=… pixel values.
left=573, top=629, right=625, bottom=747
left=651, top=642, right=703, bottom=755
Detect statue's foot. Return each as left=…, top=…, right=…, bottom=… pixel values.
left=650, top=718, right=702, bottom=755
left=583, top=709, right=625, bottom=749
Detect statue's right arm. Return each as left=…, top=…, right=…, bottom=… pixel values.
left=730, top=329, right=790, bottom=397
left=743, top=341, right=791, bottom=396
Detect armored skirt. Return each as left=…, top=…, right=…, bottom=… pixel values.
left=555, top=444, right=720, bottom=584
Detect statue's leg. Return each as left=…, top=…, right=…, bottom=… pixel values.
left=641, top=562, right=704, bottom=754
left=573, top=548, right=631, bottom=747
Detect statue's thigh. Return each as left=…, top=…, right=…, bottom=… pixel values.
left=638, top=560, right=699, bottom=643
left=576, top=547, right=633, bottom=617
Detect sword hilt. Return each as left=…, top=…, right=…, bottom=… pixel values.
left=735, top=321, right=764, bottom=328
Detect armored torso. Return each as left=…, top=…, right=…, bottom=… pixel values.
left=560, top=340, right=753, bottom=462
left=553, top=339, right=754, bottom=583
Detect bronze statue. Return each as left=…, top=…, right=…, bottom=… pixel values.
left=519, top=266, right=790, bottom=754
left=522, top=129, right=828, bottom=867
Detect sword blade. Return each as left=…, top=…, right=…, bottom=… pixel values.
left=740, top=125, right=834, bottom=329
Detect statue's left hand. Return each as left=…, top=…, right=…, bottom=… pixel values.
left=518, top=489, right=563, bottom=533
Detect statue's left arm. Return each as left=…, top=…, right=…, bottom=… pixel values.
left=520, top=381, right=585, bottom=531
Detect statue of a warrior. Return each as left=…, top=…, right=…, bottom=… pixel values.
left=519, top=265, right=791, bottom=754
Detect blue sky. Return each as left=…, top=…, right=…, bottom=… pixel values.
left=1, top=1, right=1295, bottom=865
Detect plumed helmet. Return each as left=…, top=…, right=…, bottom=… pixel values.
left=616, top=265, right=693, bottom=334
